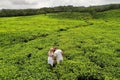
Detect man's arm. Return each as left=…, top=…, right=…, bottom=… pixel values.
left=53, top=52, right=57, bottom=60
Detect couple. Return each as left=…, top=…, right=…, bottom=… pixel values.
left=48, top=47, right=63, bottom=67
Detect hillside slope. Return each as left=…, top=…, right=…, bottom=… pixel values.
left=0, top=9, right=120, bottom=80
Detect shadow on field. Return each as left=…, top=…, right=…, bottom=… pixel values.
left=58, top=28, right=68, bottom=32
left=115, top=49, right=120, bottom=53
left=11, top=33, right=49, bottom=44
left=35, top=47, right=43, bottom=50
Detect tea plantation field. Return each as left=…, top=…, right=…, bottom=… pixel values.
left=0, top=9, right=120, bottom=80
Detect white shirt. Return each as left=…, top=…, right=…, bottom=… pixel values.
left=54, top=49, right=63, bottom=64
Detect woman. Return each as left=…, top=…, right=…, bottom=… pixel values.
left=48, top=48, right=54, bottom=67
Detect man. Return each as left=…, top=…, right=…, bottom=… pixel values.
left=53, top=48, right=63, bottom=64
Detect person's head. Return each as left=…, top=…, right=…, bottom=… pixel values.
left=53, top=47, right=58, bottom=51
left=50, top=48, right=54, bottom=52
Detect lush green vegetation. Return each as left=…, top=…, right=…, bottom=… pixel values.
left=0, top=4, right=120, bottom=17
left=0, top=8, right=120, bottom=80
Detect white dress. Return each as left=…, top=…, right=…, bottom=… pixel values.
left=48, top=51, right=54, bottom=66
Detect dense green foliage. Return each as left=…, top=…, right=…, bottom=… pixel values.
left=0, top=4, right=120, bottom=17
left=0, top=9, right=120, bottom=80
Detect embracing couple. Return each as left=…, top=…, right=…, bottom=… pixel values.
left=48, top=47, right=63, bottom=67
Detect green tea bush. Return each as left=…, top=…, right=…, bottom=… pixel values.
left=0, top=9, right=120, bottom=80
